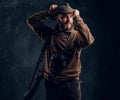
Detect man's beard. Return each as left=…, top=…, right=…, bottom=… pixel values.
left=59, top=23, right=74, bottom=32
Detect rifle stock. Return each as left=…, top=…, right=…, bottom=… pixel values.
left=23, top=72, right=44, bottom=100
left=23, top=37, right=50, bottom=100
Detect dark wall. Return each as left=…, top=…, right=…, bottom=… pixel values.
left=0, top=0, right=119, bottom=100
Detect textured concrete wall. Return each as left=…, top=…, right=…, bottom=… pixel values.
left=0, top=0, right=119, bottom=100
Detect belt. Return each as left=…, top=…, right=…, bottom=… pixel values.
left=47, top=76, right=80, bottom=85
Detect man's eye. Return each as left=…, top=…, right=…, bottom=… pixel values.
left=61, top=15, right=66, bottom=18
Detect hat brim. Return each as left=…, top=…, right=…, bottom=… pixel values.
left=50, top=7, right=74, bottom=20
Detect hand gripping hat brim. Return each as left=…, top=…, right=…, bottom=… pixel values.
left=50, top=3, right=74, bottom=20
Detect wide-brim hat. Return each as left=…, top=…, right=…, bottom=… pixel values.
left=50, top=3, right=74, bottom=20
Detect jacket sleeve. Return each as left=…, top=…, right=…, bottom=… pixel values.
left=74, top=15, right=94, bottom=48
left=26, top=10, right=52, bottom=41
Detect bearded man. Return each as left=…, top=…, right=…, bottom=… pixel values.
left=27, top=3, right=94, bottom=100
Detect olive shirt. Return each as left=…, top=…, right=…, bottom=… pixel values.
left=27, top=10, right=94, bottom=83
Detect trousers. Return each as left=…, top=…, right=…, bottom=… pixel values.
left=45, top=78, right=81, bottom=100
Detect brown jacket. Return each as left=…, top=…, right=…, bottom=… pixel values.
left=27, top=10, right=94, bottom=82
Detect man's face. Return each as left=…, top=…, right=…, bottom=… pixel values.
left=56, top=12, right=74, bottom=31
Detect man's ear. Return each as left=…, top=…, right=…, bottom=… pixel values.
left=55, top=15, right=60, bottom=22
left=72, top=11, right=76, bottom=17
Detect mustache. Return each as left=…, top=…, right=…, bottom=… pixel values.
left=64, top=21, right=72, bottom=24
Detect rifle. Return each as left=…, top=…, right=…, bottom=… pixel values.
left=23, top=38, right=49, bottom=100
left=23, top=70, right=44, bottom=100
